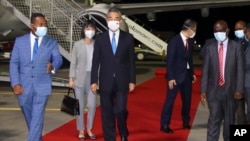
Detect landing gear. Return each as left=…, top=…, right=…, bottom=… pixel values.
left=136, top=52, right=145, bottom=61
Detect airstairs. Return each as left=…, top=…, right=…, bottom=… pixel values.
left=0, top=0, right=168, bottom=86
left=122, top=15, right=167, bottom=60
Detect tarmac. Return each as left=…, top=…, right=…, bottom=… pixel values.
left=0, top=54, right=224, bottom=141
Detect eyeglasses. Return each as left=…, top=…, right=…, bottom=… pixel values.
left=189, top=28, right=197, bottom=32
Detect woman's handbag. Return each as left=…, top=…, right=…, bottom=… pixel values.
left=60, top=88, right=80, bottom=116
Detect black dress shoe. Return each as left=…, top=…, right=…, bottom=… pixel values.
left=160, top=126, right=173, bottom=134
left=183, top=123, right=191, bottom=129
left=121, top=136, right=128, bottom=141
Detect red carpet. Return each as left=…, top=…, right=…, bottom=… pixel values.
left=43, top=68, right=201, bottom=141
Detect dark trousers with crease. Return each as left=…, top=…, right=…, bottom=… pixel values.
left=160, top=73, right=192, bottom=127
left=235, top=97, right=246, bottom=124
left=100, top=77, right=128, bottom=141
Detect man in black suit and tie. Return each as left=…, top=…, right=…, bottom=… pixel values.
left=160, top=19, right=197, bottom=134
left=243, top=23, right=250, bottom=125
left=91, top=7, right=136, bottom=141
left=234, top=20, right=247, bottom=125
left=200, top=20, right=245, bottom=141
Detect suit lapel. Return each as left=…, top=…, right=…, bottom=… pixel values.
left=116, top=31, right=123, bottom=55
left=225, top=40, right=233, bottom=75
left=24, top=34, right=32, bottom=62
left=177, top=35, right=187, bottom=55
left=211, top=41, right=219, bottom=73
left=105, top=31, right=114, bottom=55
left=35, top=36, right=49, bottom=60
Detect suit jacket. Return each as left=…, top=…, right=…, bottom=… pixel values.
left=10, top=33, right=63, bottom=96
left=199, top=38, right=216, bottom=60
left=235, top=37, right=248, bottom=51
left=91, top=30, right=136, bottom=92
left=245, top=44, right=250, bottom=88
left=69, top=39, right=93, bottom=87
left=166, top=33, right=194, bottom=84
left=200, top=39, right=245, bottom=101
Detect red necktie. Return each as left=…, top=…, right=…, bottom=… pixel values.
left=185, top=39, right=188, bottom=52
left=218, top=42, right=224, bottom=86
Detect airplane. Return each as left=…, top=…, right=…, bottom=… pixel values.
left=1, top=0, right=250, bottom=60
left=2, top=0, right=250, bottom=41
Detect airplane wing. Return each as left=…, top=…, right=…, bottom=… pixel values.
left=114, top=0, right=250, bottom=15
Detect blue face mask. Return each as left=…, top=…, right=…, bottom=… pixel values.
left=234, top=30, right=245, bottom=39
left=214, top=32, right=227, bottom=42
left=35, top=26, right=47, bottom=37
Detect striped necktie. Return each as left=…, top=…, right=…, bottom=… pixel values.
left=218, top=42, right=224, bottom=86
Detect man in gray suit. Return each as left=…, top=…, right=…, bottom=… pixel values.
left=200, top=20, right=245, bottom=141
left=10, top=13, right=62, bottom=141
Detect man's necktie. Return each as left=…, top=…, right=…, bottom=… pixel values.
left=218, top=42, right=224, bottom=86
left=112, top=33, right=116, bottom=54
left=185, top=38, right=188, bottom=52
left=32, top=38, right=38, bottom=61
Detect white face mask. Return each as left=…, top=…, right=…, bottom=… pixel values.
left=35, top=26, right=47, bottom=37
left=234, top=30, right=245, bottom=38
left=85, top=30, right=95, bottom=39
left=214, top=32, right=227, bottom=42
left=190, top=32, right=196, bottom=38
left=108, top=20, right=120, bottom=32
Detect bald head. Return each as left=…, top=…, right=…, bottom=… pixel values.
left=213, top=20, right=229, bottom=33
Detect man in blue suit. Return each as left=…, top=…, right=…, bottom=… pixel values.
left=91, top=8, right=136, bottom=141
left=9, top=13, right=62, bottom=141
left=160, top=19, right=197, bottom=134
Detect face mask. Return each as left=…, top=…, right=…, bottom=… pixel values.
left=234, top=30, right=245, bottom=38
left=108, top=20, right=120, bottom=31
left=214, top=32, right=227, bottom=42
left=190, top=32, right=196, bottom=38
left=35, top=26, right=47, bottom=37
left=85, top=30, right=95, bottom=39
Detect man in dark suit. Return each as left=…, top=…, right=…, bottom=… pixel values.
left=234, top=20, right=247, bottom=125
left=243, top=23, right=250, bottom=125
left=90, top=8, right=136, bottom=141
left=9, top=13, right=62, bottom=141
left=160, top=19, right=197, bottom=134
left=200, top=20, right=245, bottom=141
left=234, top=20, right=247, bottom=51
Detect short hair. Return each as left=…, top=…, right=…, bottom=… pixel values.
left=106, top=7, right=121, bottom=18
left=182, top=19, right=197, bottom=30
left=31, top=13, right=45, bottom=24
left=246, top=23, right=250, bottom=32
left=81, top=20, right=97, bottom=38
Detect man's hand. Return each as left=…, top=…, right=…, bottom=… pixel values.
left=200, top=93, right=207, bottom=105
left=90, top=83, right=98, bottom=94
left=192, top=75, right=197, bottom=83
left=13, top=84, right=23, bottom=95
left=234, top=92, right=243, bottom=100
left=47, top=62, right=54, bottom=74
left=168, top=79, right=176, bottom=89
left=129, top=83, right=135, bottom=92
